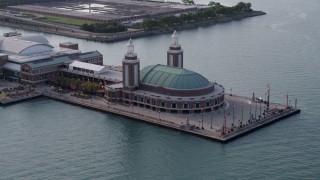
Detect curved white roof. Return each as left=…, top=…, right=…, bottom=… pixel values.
left=14, top=34, right=50, bottom=44
left=69, top=60, right=105, bottom=72
left=0, top=36, right=53, bottom=55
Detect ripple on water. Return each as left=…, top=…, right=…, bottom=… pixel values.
left=1, top=0, right=320, bottom=178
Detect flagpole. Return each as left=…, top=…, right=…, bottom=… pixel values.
left=223, top=108, right=226, bottom=135
left=266, top=83, right=270, bottom=111
left=232, top=104, right=235, bottom=126
left=286, top=92, right=289, bottom=108
left=259, top=100, right=262, bottom=119
left=241, top=101, right=243, bottom=124
left=249, top=102, right=252, bottom=121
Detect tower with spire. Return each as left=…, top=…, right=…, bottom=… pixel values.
left=122, top=39, right=140, bottom=90
left=167, top=30, right=184, bottom=68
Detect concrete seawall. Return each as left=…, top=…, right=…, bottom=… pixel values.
left=0, top=89, right=300, bottom=142
left=0, top=11, right=266, bottom=43
left=0, top=91, right=42, bottom=105
left=40, top=91, right=300, bottom=143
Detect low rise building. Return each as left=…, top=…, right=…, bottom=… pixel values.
left=0, top=33, right=103, bottom=84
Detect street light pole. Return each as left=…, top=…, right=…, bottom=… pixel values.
left=186, top=116, right=189, bottom=126
left=241, top=102, right=243, bottom=124
left=210, top=109, right=213, bottom=129
left=255, top=101, right=257, bottom=120
left=232, top=104, right=235, bottom=126
left=249, top=102, right=252, bottom=121
left=259, top=101, right=262, bottom=119
left=223, top=108, right=227, bottom=135
left=289, top=100, right=291, bottom=107
left=201, top=108, right=204, bottom=129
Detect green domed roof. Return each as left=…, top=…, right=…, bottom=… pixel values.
left=140, top=64, right=210, bottom=90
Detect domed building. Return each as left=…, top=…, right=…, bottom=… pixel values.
left=106, top=31, right=225, bottom=114
left=0, top=33, right=103, bottom=83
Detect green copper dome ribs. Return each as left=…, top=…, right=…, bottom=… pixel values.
left=140, top=64, right=210, bottom=90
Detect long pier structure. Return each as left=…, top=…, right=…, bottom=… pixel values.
left=0, top=87, right=300, bottom=143
left=0, top=30, right=300, bottom=143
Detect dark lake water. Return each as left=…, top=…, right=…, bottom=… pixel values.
left=1, top=0, right=320, bottom=179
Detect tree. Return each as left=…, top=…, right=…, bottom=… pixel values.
left=201, top=8, right=217, bottom=19
left=180, top=13, right=193, bottom=23
left=208, top=1, right=216, bottom=6
left=80, top=23, right=126, bottom=33
left=141, top=19, right=160, bottom=30
left=182, top=0, right=195, bottom=5
left=208, top=1, right=221, bottom=7
left=234, top=2, right=252, bottom=12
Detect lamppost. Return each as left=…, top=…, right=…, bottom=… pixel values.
left=241, top=101, right=243, bottom=124
left=259, top=101, right=262, bottom=119
left=201, top=108, right=204, bottom=129
left=255, top=101, right=257, bottom=120
left=210, top=108, right=213, bottom=129
left=186, top=116, right=189, bottom=126
left=232, top=104, right=235, bottom=126
left=249, top=101, right=252, bottom=122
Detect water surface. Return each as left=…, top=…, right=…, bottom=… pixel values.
left=0, top=0, right=319, bottom=179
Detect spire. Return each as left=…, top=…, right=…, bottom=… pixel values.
left=171, top=30, right=178, bottom=46
left=127, top=38, right=134, bottom=55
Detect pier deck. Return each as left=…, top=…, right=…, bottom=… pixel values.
left=0, top=91, right=42, bottom=105
left=34, top=86, right=300, bottom=143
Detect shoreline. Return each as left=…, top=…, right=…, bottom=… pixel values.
left=0, top=11, right=266, bottom=43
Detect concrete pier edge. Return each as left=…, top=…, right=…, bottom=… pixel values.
left=46, top=92, right=301, bottom=143
left=1, top=91, right=300, bottom=143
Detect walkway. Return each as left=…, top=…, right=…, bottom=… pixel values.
left=37, top=85, right=300, bottom=142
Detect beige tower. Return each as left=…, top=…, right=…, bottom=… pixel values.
left=122, top=39, right=140, bottom=90
left=167, top=30, right=183, bottom=68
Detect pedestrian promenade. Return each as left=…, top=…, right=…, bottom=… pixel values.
left=38, top=86, right=300, bottom=142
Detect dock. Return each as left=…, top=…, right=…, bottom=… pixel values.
left=0, top=91, right=42, bottom=105
left=33, top=87, right=300, bottom=143
left=0, top=85, right=300, bottom=142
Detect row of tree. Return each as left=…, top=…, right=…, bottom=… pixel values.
left=182, top=0, right=195, bottom=5
left=55, top=77, right=103, bottom=94
left=141, top=2, right=252, bottom=30
left=81, top=23, right=126, bottom=33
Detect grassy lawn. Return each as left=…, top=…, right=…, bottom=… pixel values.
left=37, top=15, right=94, bottom=26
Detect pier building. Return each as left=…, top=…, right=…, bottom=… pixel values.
left=0, top=33, right=103, bottom=84
left=106, top=31, right=225, bottom=114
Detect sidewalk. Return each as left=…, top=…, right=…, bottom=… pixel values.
left=37, top=85, right=298, bottom=142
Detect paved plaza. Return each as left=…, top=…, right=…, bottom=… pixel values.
left=0, top=83, right=299, bottom=142
left=37, top=85, right=290, bottom=137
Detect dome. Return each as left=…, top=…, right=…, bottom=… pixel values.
left=15, top=34, right=50, bottom=44
left=140, top=64, right=210, bottom=90
left=0, top=35, right=53, bottom=55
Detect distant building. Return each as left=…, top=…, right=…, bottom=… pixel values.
left=106, top=31, right=225, bottom=114
left=8, top=0, right=198, bottom=24
left=0, top=33, right=103, bottom=84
